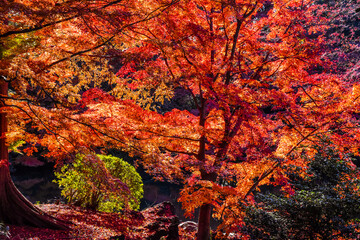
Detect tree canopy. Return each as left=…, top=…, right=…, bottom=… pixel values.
left=69, top=0, right=360, bottom=238
left=1, top=0, right=360, bottom=239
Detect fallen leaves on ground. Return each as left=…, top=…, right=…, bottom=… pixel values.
left=4, top=203, right=196, bottom=240
left=6, top=203, right=140, bottom=240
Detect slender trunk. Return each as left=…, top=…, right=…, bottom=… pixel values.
left=0, top=80, right=68, bottom=229
left=196, top=170, right=217, bottom=240
left=196, top=88, right=212, bottom=240
left=0, top=81, right=7, bottom=170
left=197, top=203, right=212, bottom=240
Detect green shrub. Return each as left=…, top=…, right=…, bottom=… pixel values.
left=242, top=144, right=360, bottom=240
left=54, top=154, right=143, bottom=212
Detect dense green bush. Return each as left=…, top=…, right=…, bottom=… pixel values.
left=242, top=145, right=360, bottom=240
left=54, top=154, right=143, bottom=212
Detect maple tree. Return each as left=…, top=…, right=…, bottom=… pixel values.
left=0, top=0, right=178, bottom=229
left=1, top=0, right=359, bottom=239
left=70, top=0, right=360, bottom=239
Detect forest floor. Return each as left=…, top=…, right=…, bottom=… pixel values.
left=4, top=203, right=194, bottom=240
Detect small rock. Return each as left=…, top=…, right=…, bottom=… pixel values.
left=140, top=201, right=179, bottom=240
left=179, top=221, right=198, bottom=232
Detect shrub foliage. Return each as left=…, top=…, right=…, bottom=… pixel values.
left=54, top=154, right=143, bottom=212
left=242, top=145, right=360, bottom=240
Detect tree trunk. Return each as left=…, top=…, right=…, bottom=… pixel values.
left=197, top=203, right=212, bottom=240
left=196, top=171, right=216, bottom=240
left=0, top=80, right=68, bottom=229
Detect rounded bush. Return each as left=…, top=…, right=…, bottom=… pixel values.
left=54, top=154, right=143, bottom=212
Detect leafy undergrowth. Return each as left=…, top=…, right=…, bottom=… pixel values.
left=5, top=203, right=196, bottom=240
left=6, top=203, right=143, bottom=240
